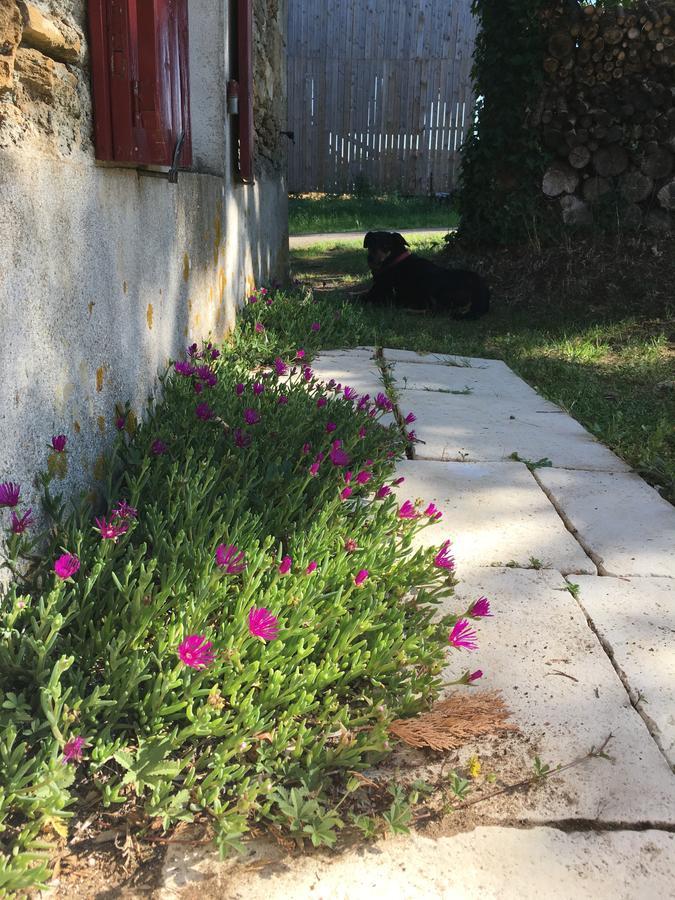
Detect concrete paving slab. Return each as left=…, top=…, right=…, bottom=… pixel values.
left=399, top=391, right=630, bottom=472
left=436, top=568, right=675, bottom=823
left=162, top=828, right=675, bottom=899
left=393, top=460, right=595, bottom=574
left=381, top=347, right=500, bottom=368
left=391, top=360, right=544, bottom=400
left=310, top=356, right=385, bottom=400
left=536, top=469, right=675, bottom=577
left=314, top=347, right=377, bottom=360
left=573, top=575, right=675, bottom=767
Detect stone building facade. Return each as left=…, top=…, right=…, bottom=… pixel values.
left=0, top=1, right=288, bottom=512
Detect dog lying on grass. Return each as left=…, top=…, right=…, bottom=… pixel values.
left=361, top=231, right=490, bottom=319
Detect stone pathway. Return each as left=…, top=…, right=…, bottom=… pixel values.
left=161, top=348, right=675, bottom=899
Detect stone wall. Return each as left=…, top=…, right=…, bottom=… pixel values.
left=0, top=0, right=288, bottom=534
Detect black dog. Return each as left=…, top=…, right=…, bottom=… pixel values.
left=361, top=231, right=490, bottom=319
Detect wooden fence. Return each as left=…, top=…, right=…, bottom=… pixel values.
left=287, top=0, right=478, bottom=195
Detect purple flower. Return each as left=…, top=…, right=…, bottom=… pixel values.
left=340, top=486, right=353, bottom=501
left=174, top=361, right=194, bottom=377
left=375, top=393, right=393, bottom=412
left=274, top=358, right=288, bottom=376
left=178, top=634, right=216, bottom=669
left=54, top=553, right=80, bottom=580
left=151, top=439, right=168, bottom=455
left=244, top=408, right=261, bottom=425
left=448, top=620, right=478, bottom=651
left=423, top=503, right=442, bottom=520
left=354, top=569, right=369, bottom=587
left=398, top=500, right=419, bottom=520
left=407, top=430, right=417, bottom=443
left=255, top=322, right=265, bottom=333
left=358, top=426, right=367, bottom=439
left=375, top=485, right=391, bottom=499
left=233, top=428, right=252, bottom=449
left=248, top=294, right=258, bottom=304
left=392, top=477, right=405, bottom=486
left=468, top=596, right=492, bottom=618
left=404, top=411, right=417, bottom=425
left=253, top=382, right=265, bottom=396
left=196, top=403, right=215, bottom=421
left=278, top=394, right=289, bottom=405
left=0, top=482, right=21, bottom=508
left=211, top=348, right=221, bottom=360
left=95, top=516, right=129, bottom=541
left=62, top=736, right=87, bottom=765
left=344, top=386, right=358, bottom=401
left=302, top=442, right=311, bottom=455
left=51, top=435, right=67, bottom=453
left=113, top=500, right=137, bottom=520
left=330, top=447, right=351, bottom=467
left=215, top=544, right=246, bottom=574
left=357, top=395, right=370, bottom=411
left=278, top=556, right=292, bottom=575
left=236, top=382, right=245, bottom=396
left=469, top=669, right=483, bottom=683
left=248, top=607, right=279, bottom=641
left=296, top=349, right=306, bottom=359
left=305, top=561, right=318, bottom=574
left=115, top=416, right=126, bottom=431
left=303, top=366, right=313, bottom=382
left=187, top=343, right=200, bottom=358
left=355, top=470, right=372, bottom=485
left=195, top=366, right=217, bottom=388
left=325, top=422, right=337, bottom=433
left=194, top=382, right=204, bottom=395
left=317, top=396, right=327, bottom=409
left=433, top=540, right=455, bottom=570
left=311, top=322, right=321, bottom=332
left=11, top=509, right=34, bottom=534
left=309, top=462, right=320, bottom=477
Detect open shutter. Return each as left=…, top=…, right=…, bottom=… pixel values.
left=88, top=0, right=191, bottom=167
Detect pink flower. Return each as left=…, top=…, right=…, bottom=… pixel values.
left=344, top=386, right=358, bottom=400
left=424, top=503, right=442, bottom=520
left=211, top=349, right=221, bottom=360
left=468, top=596, right=492, bottom=618
left=392, top=477, right=405, bottom=486
left=260, top=287, right=268, bottom=295
left=178, top=634, right=216, bottom=669
left=233, top=428, right=252, bottom=448
left=344, top=538, right=358, bottom=553
left=151, top=439, right=168, bottom=455
left=115, top=416, right=126, bottom=431
left=398, top=500, right=419, bottom=520
left=407, top=430, right=417, bottom=443
left=62, top=736, right=87, bottom=765
left=354, top=569, right=369, bottom=587
left=434, top=540, right=455, bottom=570
left=375, top=485, right=391, bottom=499
left=113, top=500, right=137, bottom=520
left=358, top=426, right=367, bottom=439
left=404, top=412, right=417, bottom=425
left=311, top=322, right=321, bottom=332
left=309, top=462, right=320, bottom=477
left=248, top=294, right=258, bottom=304
left=196, top=403, right=214, bottom=421
left=340, top=487, right=353, bottom=501
left=248, top=607, right=279, bottom=641
left=54, top=553, right=80, bottom=580
left=255, top=322, right=265, bottom=333
left=187, top=343, right=200, bottom=358
left=355, top=470, right=372, bottom=485
left=325, top=422, right=337, bottom=433
left=236, top=382, right=245, bottom=396
left=278, top=394, right=289, bottom=405
left=317, top=397, right=327, bottom=408
left=95, top=516, right=129, bottom=541
left=302, top=442, right=311, bottom=455
left=51, top=435, right=67, bottom=453
left=357, top=395, right=370, bottom=410
left=174, top=361, right=194, bottom=377
left=296, top=349, right=306, bottom=359
left=375, top=393, right=393, bottom=412
left=215, top=544, right=246, bottom=574
left=305, top=561, right=318, bottom=574
left=194, top=382, right=204, bottom=395
left=244, top=408, right=261, bottom=425
left=330, top=447, right=351, bottom=467
left=469, top=669, right=483, bottom=683
left=274, top=358, right=288, bottom=376
left=279, top=555, right=292, bottom=575
left=303, top=367, right=313, bottom=381
left=253, top=382, right=264, bottom=395
left=448, top=620, right=478, bottom=651
left=0, top=482, right=21, bottom=508
left=344, top=471, right=353, bottom=485
left=11, top=509, right=34, bottom=534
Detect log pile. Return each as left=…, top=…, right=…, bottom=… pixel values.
left=538, top=1, right=674, bottom=231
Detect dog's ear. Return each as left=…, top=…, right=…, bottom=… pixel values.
left=389, top=232, right=409, bottom=254
left=363, top=231, right=374, bottom=249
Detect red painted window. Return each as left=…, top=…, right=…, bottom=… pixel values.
left=88, top=0, right=192, bottom=168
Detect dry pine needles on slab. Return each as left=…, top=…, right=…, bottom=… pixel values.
left=389, top=691, right=517, bottom=752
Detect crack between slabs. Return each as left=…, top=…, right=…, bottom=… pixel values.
left=375, top=346, right=416, bottom=460
left=461, top=818, right=675, bottom=834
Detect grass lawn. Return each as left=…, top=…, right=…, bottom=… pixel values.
left=291, top=234, right=675, bottom=502
left=289, top=193, right=459, bottom=235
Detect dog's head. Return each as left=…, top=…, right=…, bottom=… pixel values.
left=363, top=231, right=409, bottom=274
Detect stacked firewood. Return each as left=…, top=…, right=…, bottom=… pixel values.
left=538, top=2, right=674, bottom=230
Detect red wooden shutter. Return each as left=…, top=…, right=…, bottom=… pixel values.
left=237, top=0, right=254, bottom=183
left=88, top=0, right=191, bottom=167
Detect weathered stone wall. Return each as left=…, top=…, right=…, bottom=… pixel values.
left=0, top=0, right=288, bottom=535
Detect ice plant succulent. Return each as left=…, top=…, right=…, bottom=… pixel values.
left=54, top=553, right=80, bottom=580
left=354, top=569, right=369, bottom=587
left=62, top=736, right=87, bottom=765
left=113, top=500, right=137, bottom=520
left=398, top=500, right=419, bottom=520
left=0, top=482, right=21, bottom=508
left=95, top=516, right=129, bottom=541
left=329, top=447, right=351, bottom=467
left=311, top=322, right=321, bottom=332
left=468, top=596, right=492, bottom=618
left=274, top=357, right=288, bottom=376
left=278, top=556, right=292, bottom=575
left=305, top=561, right=318, bottom=574
left=178, top=634, right=216, bottom=669
left=151, top=439, right=168, bottom=455
left=434, top=540, right=455, bottom=570
left=196, top=403, right=215, bottom=421
left=248, top=607, right=279, bottom=641
left=215, top=544, right=246, bottom=574
left=469, top=670, right=483, bottom=683
left=51, top=435, right=67, bottom=452
left=448, top=620, right=479, bottom=651
left=244, top=408, right=261, bottom=425
left=233, top=428, right=252, bottom=448
left=174, top=361, right=194, bottom=377
left=10, top=509, right=34, bottom=534
left=424, top=503, right=443, bottom=520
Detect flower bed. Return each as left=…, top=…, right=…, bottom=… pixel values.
left=0, top=289, right=486, bottom=892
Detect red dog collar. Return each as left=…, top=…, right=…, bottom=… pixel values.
left=388, top=250, right=411, bottom=267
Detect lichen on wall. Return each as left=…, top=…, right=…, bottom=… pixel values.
left=253, top=0, right=286, bottom=176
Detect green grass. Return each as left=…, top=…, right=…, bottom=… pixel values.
left=290, top=236, right=675, bottom=502
left=289, top=193, right=459, bottom=235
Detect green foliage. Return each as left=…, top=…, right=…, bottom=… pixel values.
left=0, top=293, right=465, bottom=890
left=288, top=194, right=459, bottom=235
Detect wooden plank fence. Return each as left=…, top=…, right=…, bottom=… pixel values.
left=287, top=0, right=478, bottom=195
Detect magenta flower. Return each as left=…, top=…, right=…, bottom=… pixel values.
left=344, top=471, right=353, bottom=485
left=296, top=349, right=306, bottom=359
left=187, top=343, right=200, bottom=358
left=0, top=482, right=21, bottom=508
left=113, top=500, right=137, bottom=520
left=211, top=348, right=220, bottom=360
left=344, top=538, right=358, bottom=553
left=248, top=607, right=279, bottom=641
left=315, top=452, right=325, bottom=463
left=340, top=487, right=353, bottom=501
left=174, top=361, right=194, bottom=377
left=325, top=422, right=337, bottom=433
left=278, top=555, right=292, bottom=575
left=95, top=516, right=129, bottom=541
left=62, top=736, right=87, bottom=765
left=424, top=503, right=443, bottom=520
left=215, top=544, right=247, bottom=574
left=309, top=462, right=320, bottom=477
left=253, top=382, right=264, bottom=395
left=51, top=435, right=67, bottom=453
left=355, top=470, right=372, bottom=486
left=305, top=561, right=318, bottom=574
left=274, top=357, right=288, bottom=376
left=248, top=294, right=258, bottom=304
left=302, top=442, right=311, bottom=455
left=434, top=540, right=455, bottom=570
left=244, top=408, right=261, bottom=425
left=178, top=634, right=216, bottom=669
left=194, top=382, right=204, bottom=395
left=354, top=569, right=369, bottom=587
left=260, top=287, right=268, bottom=295
left=196, top=403, right=214, bottom=421
left=317, top=397, right=327, bottom=409
left=11, top=509, right=34, bottom=534
left=358, top=427, right=367, bottom=439
left=468, top=596, right=492, bottom=618
left=375, top=485, right=391, bottom=499
left=469, top=669, right=483, bottom=683
left=311, top=322, right=321, bottom=332
left=398, top=500, right=419, bottom=520
left=54, top=553, right=80, bottom=580
left=343, top=386, right=358, bottom=401
left=255, top=322, right=265, bottom=333
left=448, top=620, right=478, bottom=651
left=195, top=366, right=217, bottom=388
left=375, top=393, right=393, bottom=412
left=303, top=367, right=313, bottom=382
left=236, top=382, right=245, bottom=396
left=278, top=394, right=289, bottom=405
left=233, top=428, right=252, bottom=448
left=330, top=447, right=351, bottom=467
left=404, top=411, right=417, bottom=425
left=392, top=477, right=405, bottom=486
left=151, top=439, right=168, bottom=455
left=357, top=395, right=370, bottom=411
